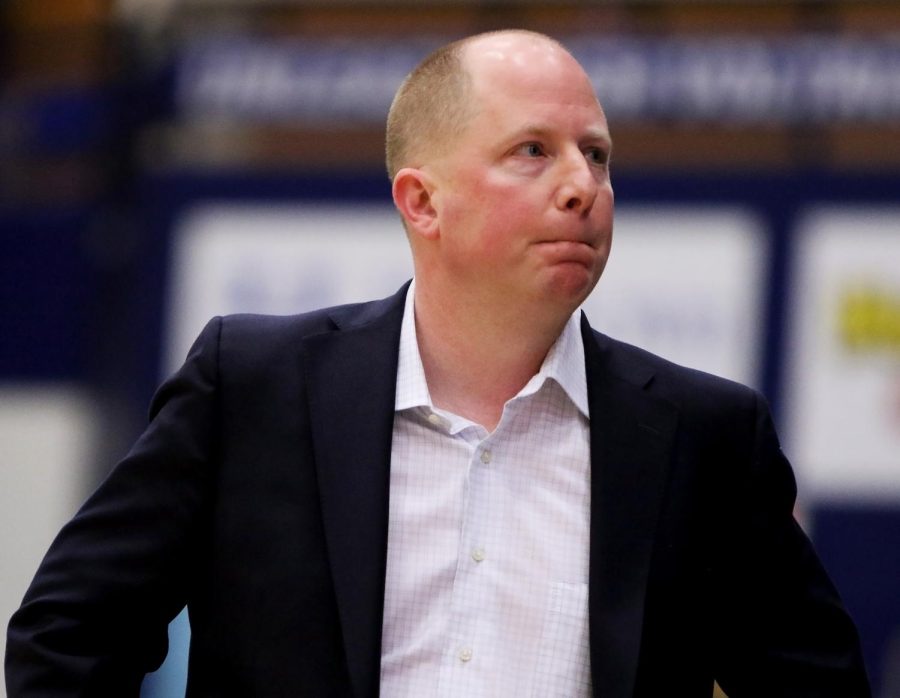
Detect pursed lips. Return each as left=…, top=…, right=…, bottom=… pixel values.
left=533, top=239, right=598, bottom=265
left=535, top=238, right=597, bottom=250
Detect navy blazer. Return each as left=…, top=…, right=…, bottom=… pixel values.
left=6, top=284, right=869, bottom=697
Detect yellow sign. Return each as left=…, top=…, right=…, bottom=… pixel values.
left=838, top=286, right=900, bottom=354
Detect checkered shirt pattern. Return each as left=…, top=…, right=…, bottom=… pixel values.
left=380, top=282, right=593, bottom=697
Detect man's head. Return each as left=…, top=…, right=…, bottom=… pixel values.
left=389, top=30, right=614, bottom=317
left=385, top=30, right=568, bottom=181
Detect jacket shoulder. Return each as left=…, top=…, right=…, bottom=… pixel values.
left=212, top=284, right=409, bottom=364
left=588, top=328, right=761, bottom=413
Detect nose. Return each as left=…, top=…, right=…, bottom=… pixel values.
left=555, top=151, right=599, bottom=215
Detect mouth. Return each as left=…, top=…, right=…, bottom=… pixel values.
left=537, top=234, right=595, bottom=244
left=535, top=239, right=596, bottom=252
left=534, top=239, right=598, bottom=265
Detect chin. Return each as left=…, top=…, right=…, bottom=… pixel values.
left=542, top=267, right=599, bottom=308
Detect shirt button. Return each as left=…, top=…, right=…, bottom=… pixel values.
left=427, top=413, right=442, bottom=426
left=471, top=547, right=486, bottom=563
left=459, top=647, right=473, bottom=662
left=480, top=450, right=492, bottom=464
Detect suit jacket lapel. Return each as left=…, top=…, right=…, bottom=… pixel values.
left=302, top=285, right=408, bottom=698
left=582, top=318, right=679, bottom=698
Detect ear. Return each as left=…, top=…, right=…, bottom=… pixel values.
left=392, top=167, right=440, bottom=240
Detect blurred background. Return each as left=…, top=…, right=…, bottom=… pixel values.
left=2, top=1, right=899, bottom=696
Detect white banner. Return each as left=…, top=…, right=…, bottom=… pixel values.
left=785, top=206, right=900, bottom=502
left=164, top=204, right=414, bottom=374
left=585, top=206, right=766, bottom=388
left=166, top=203, right=765, bottom=383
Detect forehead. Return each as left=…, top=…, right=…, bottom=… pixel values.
left=462, top=34, right=603, bottom=117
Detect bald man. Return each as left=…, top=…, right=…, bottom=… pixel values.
left=7, top=31, right=869, bottom=698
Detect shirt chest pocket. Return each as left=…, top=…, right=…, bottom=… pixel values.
left=531, top=581, right=592, bottom=697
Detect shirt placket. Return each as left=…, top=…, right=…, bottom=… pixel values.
left=437, top=424, right=495, bottom=697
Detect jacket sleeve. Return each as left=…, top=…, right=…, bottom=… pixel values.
left=5, top=317, right=223, bottom=697
left=713, top=391, right=871, bottom=698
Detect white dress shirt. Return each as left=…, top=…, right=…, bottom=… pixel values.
left=380, top=283, right=592, bottom=697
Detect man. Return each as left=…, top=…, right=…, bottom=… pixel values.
left=7, top=30, right=869, bottom=697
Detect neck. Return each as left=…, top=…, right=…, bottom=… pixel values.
left=413, top=280, right=571, bottom=431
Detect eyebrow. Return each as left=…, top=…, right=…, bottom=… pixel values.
left=511, top=124, right=613, bottom=149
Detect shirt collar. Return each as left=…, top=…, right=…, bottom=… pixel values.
left=394, top=280, right=589, bottom=419
left=523, top=308, right=589, bottom=419
left=394, top=280, right=434, bottom=412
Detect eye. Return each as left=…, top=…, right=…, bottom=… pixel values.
left=516, top=142, right=545, bottom=158
left=584, top=146, right=609, bottom=167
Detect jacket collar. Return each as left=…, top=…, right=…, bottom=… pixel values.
left=582, top=315, right=679, bottom=698
left=302, top=283, right=409, bottom=698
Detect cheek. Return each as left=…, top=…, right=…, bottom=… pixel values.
left=477, top=208, right=531, bottom=264
left=594, top=189, right=615, bottom=238
left=479, top=176, right=539, bottom=231
left=448, top=181, right=531, bottom=255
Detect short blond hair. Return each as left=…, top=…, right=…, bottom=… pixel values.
left=385, top=37, right=473, bottom=180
